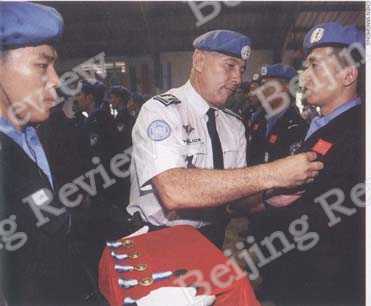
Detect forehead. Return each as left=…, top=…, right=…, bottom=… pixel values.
left=305, top=46, right=334, bottom=62
left=6, top=44, right=57, bottom=62
left=206, top=51, right=245, bottom=66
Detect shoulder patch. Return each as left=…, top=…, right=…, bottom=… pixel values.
left=153, top=93, right=181, bottom=107
left=222, top=108, right=242, bottom=121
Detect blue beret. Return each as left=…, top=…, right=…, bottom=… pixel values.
left=303, top=22, right=364, bottom=55
left=81, top=80, right=106, bottom=101
left=110, top=85, right=131, bottom=101
left=0, top=2, right=63, bottom=50
left=260, top=64, right=297, bottom=81
left=193, top=30, right=252, bottom=61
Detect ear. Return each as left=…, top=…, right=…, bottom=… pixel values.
left=343, top=66, right=358, bottom=87
left=192, top=50, right=205, bottom=73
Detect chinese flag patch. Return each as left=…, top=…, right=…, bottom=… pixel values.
left=253, top=123, right=259, bottom=131
left=312, top=138, right=334, bottom=156
left=269, top=134, right=278, bottom=144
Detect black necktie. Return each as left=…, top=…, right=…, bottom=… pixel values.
left=207, top=108, right=224, bottom=169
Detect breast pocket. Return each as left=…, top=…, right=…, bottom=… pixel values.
left=184, top=142, right=208, bottom=168
left=223, top=147, right=241, bottom=168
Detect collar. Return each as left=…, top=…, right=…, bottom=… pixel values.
left=0, top=116, right=38, bottom=148
left=314, top=97, right=361, bottom=127
left=0, top=116, right=33, bottom=137
left=183, top=80, right=214, bottom=117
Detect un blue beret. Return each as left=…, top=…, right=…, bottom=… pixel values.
left=303, top=22, right=364, bottom=55
left=0, top=2, right=63, bottom=50
left=260, top=64, right=297, bottom=81
left=193, top=30, right=252, bottom=61
left=81, top=80, right=106, bottom=100
left=110, top=85, right=131, bottom=101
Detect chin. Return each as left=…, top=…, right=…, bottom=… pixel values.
left=31, top=111, right=51, bottom=123
left=306, top=95, right=320, bottom=106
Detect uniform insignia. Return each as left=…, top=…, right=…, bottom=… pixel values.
left=90, top=133, right=99, bottom=146
left=147, top=120, right=171, bottom=141
left=222, top=108, right=242, bottom=121
left=241, top=45, right=251, bottom=61
left=312, top=138, right=333, bottom=156
left=310, top=27, right=325, bottom=44
left=153, top=93, right=181, bottom=106
left=31, top=189, right=52, bottom=206
left=269, top=134, right=278, bottom=144
left=183, top=124, right=194, bottom=135
left=289, top=141, right=302, bottom=155
left=288, top=123, right=299, bottom=130
left=185, top=155, right=195, bottom=168
left=117, top=123, right=125, bottom=132
left=253, top=123, right=259, bottom=131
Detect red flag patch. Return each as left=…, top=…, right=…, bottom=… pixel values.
left=311, top=138, right=334, bottom=156
left=269, top=134, right=278, bottom=144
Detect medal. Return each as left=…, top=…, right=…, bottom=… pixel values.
left=139, top=277, right=154, bottom=286
left=115, top=264, right=148, bottom=272
left=111, top=251, right=140, bottom=260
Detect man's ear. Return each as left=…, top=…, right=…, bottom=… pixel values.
left=343, top=66, right=358, bottom=87
left=192, top=50, right=205, bottom=73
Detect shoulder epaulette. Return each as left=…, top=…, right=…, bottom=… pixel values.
left=222, top=108, right=243, bottom=121
left=153, top=93, right=181, bottom=106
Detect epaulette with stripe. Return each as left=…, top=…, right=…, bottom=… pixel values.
left=153, top=93, right=181, bottom=106
left=222, top=108, right=243, bottom=121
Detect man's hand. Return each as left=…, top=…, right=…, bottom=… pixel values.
left=266, top=152, right=323, bottom=189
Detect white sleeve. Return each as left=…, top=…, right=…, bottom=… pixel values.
left=132, top=103, right=186, bottom=188
left=236, top=122, right=247, bottom=168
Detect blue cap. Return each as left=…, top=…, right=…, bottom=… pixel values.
left=0, top=2, right=63, bottom=50
left=303, top=22, right=364, bottom=55
left=81, top=80, right=106, bottom=102
left=193, top=30, right=252, bottom=61
left=260, top=63, right=297, bottom=81
left=110, top=85, right=131, bottom=102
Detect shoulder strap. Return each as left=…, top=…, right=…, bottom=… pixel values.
left=153, top=93, right=181, bottom=107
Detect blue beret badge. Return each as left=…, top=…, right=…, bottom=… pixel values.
left=147, top=120, right=171, bottom=141
left=241, top=45, right=251, bottom=61
left=310, top=27, right=325, bottom=44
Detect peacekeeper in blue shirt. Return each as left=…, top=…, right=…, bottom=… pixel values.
left=0, top=3, right=91, bottom=305
left=128, top=29, right=323, bottom=249
left=256, top=22, right=365, bottom=306
left=247, top=64, right=308, bottom=165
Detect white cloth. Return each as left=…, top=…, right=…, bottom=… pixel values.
left=127, top=81, right=246, bottom=228
left=135, top=287, right=215, bottom=306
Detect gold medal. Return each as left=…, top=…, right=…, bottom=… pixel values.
left=139, top=277, right=154, bottom=286
left=120, top=239, right=134, bottom=248
left=134, top=264, right=148, bottom=272
left=128, top=252, right=140, bottom=259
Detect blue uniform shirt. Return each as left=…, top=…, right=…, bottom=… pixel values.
left=0, top=117, right=54, bottom=189
left=305, top=97, right=361, bottom=140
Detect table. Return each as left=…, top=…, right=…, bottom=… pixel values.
left=99, top=225, right=260, bottom=306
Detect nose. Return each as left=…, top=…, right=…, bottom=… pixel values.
left=300, top=68, right=311, bottom=87
left=48, top=65, right=60, bottom=88
left=232, top=68, right=243, bottom=86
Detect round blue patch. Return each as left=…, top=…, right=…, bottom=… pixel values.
left=147, top=120, right=171, bottom=141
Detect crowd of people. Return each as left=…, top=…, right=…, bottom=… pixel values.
left=0, top=2, right=365, bottom=306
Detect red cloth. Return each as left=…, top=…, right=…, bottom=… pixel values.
left=99, top=225, right=260, bottom=306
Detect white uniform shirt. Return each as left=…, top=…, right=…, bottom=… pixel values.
left=127, top=81, right=247, bottom=228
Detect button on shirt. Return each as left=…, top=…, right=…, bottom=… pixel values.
left=305, top=97, right=361, bottom=140
left=0, top=117, right=54, bottom=188
left=128, top=81, right=247, bottom=228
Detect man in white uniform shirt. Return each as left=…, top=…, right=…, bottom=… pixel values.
left=128, top=30, right=323, bottom=248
